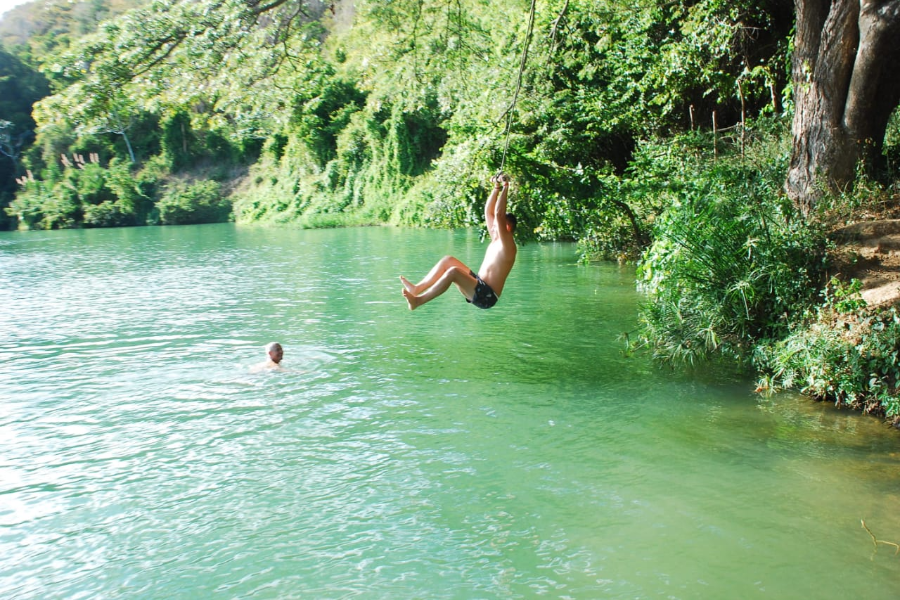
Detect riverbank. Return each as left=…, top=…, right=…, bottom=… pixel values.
left=755, top=216, right=900, bottom=428
left=832, top=219, right=900, bottom=308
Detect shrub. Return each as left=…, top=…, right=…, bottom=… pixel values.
left=161, top=110, right=195, bottom=170
left=105, top=158, right=152, bottom=224
left=42, top=181, right=81, bottom=229
left=83, top=200, right=130, bottom=227
left=755, top=286, right=900, bottom=418
left=5, top=180, right=52, bottom=229
left=72, top=162, right=112, bottom=206
left=157, top=180, right=231, bottom=225
left=202, top=130, right=237, bottom=163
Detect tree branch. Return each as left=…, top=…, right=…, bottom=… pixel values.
left=251, top=0, right=298, bottom=17
left=862, top=519, right=900, bottom=555
left=131, top=35, right=187, bottom=78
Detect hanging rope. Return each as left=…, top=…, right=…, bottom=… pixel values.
left=498, top=0, right=537, bottom=174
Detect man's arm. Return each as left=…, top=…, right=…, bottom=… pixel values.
left=484, top=177, right=501, bottom=232
left=493, top=176, right=510, bottom=237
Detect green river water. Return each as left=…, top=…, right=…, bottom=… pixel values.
left=1, top=224, right=899, bottom=599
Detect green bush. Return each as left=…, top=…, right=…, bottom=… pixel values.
left=161, top=110, right=195, bottom=170
left=201, top=130, right=237, bottom=164
left=5, top=180, right=51, bottom=229
left=880, top=107, right=900, bottom=179
left=104, top=158, right=152, bottom=223
left=7, top=157, right=160, bottom=228
left=43, top=180, right=81, bottom=229
left=157, top=180, right=230, bottom=225
left=5, top=168, right=88, bottom=229
left=291, top=73, right=367, bottom=169
left=83, top=200, right=130, bottom=227
left=72, top=162, right=112, bottom=206
left=756, top=291, right=900, bottom=418
left=235, top=92, right=449, bottom=228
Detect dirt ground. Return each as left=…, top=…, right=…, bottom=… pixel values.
left=830, top=219, right=900, bottom=308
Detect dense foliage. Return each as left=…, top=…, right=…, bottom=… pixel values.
left=1, top=0, right=793, bottom=234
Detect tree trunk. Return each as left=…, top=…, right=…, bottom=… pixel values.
left=121, top=131, right=136, bottom=164
left=786, top=0, right=900, bottom=216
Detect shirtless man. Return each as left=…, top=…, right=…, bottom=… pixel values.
left=401, top=174, right=517, bottom=310
left=250, top=342, right=284, bottom=372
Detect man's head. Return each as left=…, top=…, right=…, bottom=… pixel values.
left=265, top=342, right=283, bottom=364
left=505, top=213, right=517, bottom=233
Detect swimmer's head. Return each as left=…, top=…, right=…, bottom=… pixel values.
left=265, top=342, right=283, bottom=363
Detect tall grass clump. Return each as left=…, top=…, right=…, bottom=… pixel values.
left=636, top=121, right=829, bottom=364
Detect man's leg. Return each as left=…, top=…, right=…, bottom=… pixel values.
left=403, top=265, right=478, bottom=310
left=400, top=256, right=469, bottom=295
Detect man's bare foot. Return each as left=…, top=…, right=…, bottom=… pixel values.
left=402, top=287, right=420, bottom=310
left=399, top=275, right=417, bottom=294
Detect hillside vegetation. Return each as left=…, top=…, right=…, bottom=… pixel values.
left=3, top=0, right=796, bottom=236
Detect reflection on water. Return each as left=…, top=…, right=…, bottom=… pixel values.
left=1, top=224, right=899, bottom=599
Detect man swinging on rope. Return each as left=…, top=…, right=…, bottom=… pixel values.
left=400, top=174, right=517, bottom=310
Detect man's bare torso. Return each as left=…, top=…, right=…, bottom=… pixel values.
left=478, top=235, right=517, bottom=296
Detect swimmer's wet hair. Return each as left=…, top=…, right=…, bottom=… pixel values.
left=506, top=213, right=517, bottom=232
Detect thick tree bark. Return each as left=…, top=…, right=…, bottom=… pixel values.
left=786, top=0, right=900, bottom=215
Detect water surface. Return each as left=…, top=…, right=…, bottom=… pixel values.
left=1, top=224, right=899, bottom=599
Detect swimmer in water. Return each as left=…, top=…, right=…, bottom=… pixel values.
left=250, top=342, right=284, bottom=372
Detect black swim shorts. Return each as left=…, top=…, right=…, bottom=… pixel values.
left=467, top=270, right=498, bottom=309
